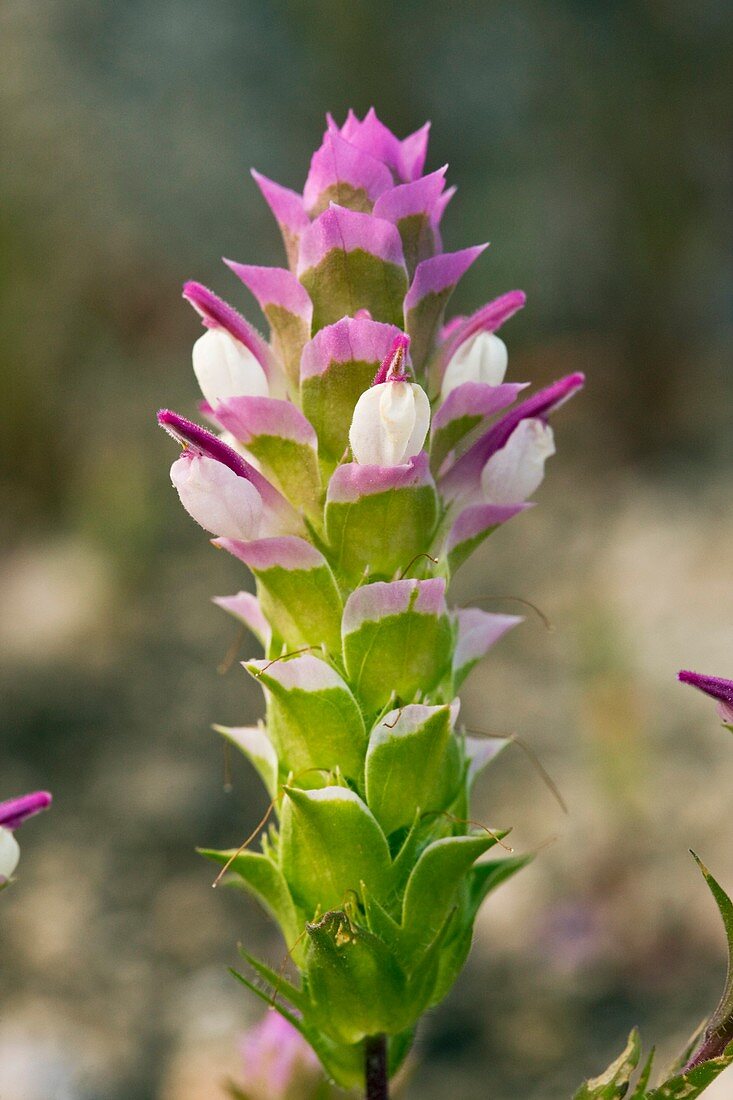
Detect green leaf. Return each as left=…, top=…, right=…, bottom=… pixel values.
left=245, top=432, right=322, bottom=521
left=199, top=848, right=300, bottom=948
left=629, top=1049, right=655, bottom=1099
left=299, top=317, right=402, bottom=464
left=658, top=1020, right=706, bottom=1080
left=647, top=1042, right=733, bottom=1098
left=300, top=249, right=407, bottom=332
left=365, top=704, right=461, bottom=835
left=280, top=786, right=392, bottom=917
left=213, top=724, right=278, bottom=798
left=246, top=655, right=366, bottom=783
left=361, top=883, right=402, bottom=947
left=214, top=398, right=321, bottom=520
left=428, top=854, right=531, bottom=1008
left=324, top=462, right=439, bottom=583
left=405, top=288, right=452, bottom=371
left=669, top=853, right=733, bottom=1072
left=302, top=358, right=378, bottom=465
left=229, top=539, right=342, bottom=654
left=394, top=213, right=437, bottom=279
left=466, top=854, right=533, bottom=925
left=237, top=945, right=308, bottom=1013
left=400, top=832, right=503, bottom=960
left=430, top=410, right=485, bottom=474
left=573, top=1029, right=641, bottom=1099
left=342, top=579, right=452, bottom=713
left=262, top=301, right=312, bottom=392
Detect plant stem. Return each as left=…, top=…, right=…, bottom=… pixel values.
left=365, top=1034, right=389, bottom=1100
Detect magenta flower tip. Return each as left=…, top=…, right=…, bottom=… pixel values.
left=678, top=670, right=733, bottom=722
left=157, top=409, right=252, bottom=480
left=0, top=790, right=52, bottom=830
left=372, top=333, right=412, bottom=385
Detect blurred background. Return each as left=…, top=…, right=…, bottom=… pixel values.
left=1, top=1, right=731, bottom=1097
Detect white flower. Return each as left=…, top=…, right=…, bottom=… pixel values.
left=0, top=828, right=20, bottom=881
left=441, top=332, right=508, bottom=399
left=480, top=418, right=555, bottom=504
left=193, top=329, right=269, bottom=407
left=349, top=380, right=431, bottom=466
left=170, top=453, right=263, bottom=540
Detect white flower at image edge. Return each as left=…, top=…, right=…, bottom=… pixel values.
left=441, top=331, right=508, bottom=399
left=170, top=453, right=263, bottom=539
left=349, top=381, right=431, bottom=466
left=480, top=418, right=556, bottom=504
left=0, top=828, right=20, bottom=881
left=193, top=328, right=269, bottom=407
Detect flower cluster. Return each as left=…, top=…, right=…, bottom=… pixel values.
left=0, top=791, right=52, bottom=886
left=159, top=109, right=583, bottom=1089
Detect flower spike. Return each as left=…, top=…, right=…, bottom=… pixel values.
left=157, top=109, right=585, bottom=1092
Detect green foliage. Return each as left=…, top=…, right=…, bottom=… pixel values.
left=682, top=854, right=733, bottom=1067
left=213, top=724, right=278, bottom=798
left=244, top=432, right=321, bottom=521
left=301, top=358, right=377, bottom=464
left=264, top=302, right=312, bottom=393
left=646, top=1044, right=733, bottom=1098
left=575, top=856, right=733, bottom=1099
left=279, top=786, right=391, bottom=916
left=364, top=705, right=461, bottom=834
left=324, top=479, right=438, bottom=582
left=341, top=592, right=451, bottom=712
left=573, top=1029, right=641, bottom=1099
left=246, top=656, right=366, bottom=782
left=301, top=250, right=407, bottom=331
left=199, top=847, right=301, bottom=950
left=405, top=288, right=453, bottom=370
left=248, top=556, right=343, bottom=654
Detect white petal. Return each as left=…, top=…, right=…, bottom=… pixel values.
left=0, top=828, right=20, bottom=881
left=170, top=454, right=263, bottom=540
left=402, top=383, right=431, bottom=461
left=349, top=381, right=431, bottom=466
left=441, top=332, right=508, bottom=399
left=480, top=418, right=555, bottom=504
left=193, top=329, right=269, bottom=407
left=378, top=381, right=417, bottom=464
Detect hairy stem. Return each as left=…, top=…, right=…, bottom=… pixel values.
left=365, top=1034, right=389, bottom=1100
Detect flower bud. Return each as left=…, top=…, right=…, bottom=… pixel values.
left=480, top=417, right=555, bottom=504
left=170, top=453, right=263, bottom=539
left=0, top=827, right=20, bottom=882
left=441, top=331, right=508, bottom=399
left=192, top=328, right=269, bottom=407
left=349, top=379, right=430, bottom=466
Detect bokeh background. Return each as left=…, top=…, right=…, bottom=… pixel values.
left=1, top=1, right=731, bottom=1097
